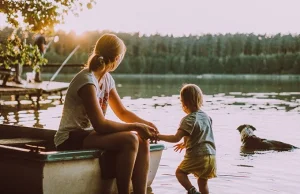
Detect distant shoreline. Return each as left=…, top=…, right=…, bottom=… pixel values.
left=111, top=74, right=300, bottom=80
left=22, top=65, right=300, bottom=80
left=41, top=72, right=300, bottom=80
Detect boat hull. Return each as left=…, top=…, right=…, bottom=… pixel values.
left=0, top=124, right=165, bottom=194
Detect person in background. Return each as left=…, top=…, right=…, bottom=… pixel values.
left=54, top=33, right=158, bottom=194
left=157, top=84, right=217, bottom=194
left=33, top=33, right=47, bottom=82
left=11, top=35, right=23, bottom=84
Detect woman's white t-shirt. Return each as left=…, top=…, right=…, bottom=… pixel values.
left=54, top=68, right=115, bottom=147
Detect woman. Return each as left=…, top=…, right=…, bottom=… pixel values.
left=54, top=33, right=157, bottom=194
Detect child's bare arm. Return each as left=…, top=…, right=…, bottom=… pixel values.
left=183, top=136, right=188, bottom=145
left=158, top=129, right=189, bottom=143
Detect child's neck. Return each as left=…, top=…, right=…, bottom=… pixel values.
left=186, top=108, right=200, bottom=114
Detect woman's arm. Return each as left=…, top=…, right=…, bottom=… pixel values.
left=79, top=84, right=154, bottom=138
left=109, top=88, right=157, bottom=130
left=158, top=129, right=189, bottom=143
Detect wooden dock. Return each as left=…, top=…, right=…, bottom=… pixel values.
left=0, top=80, right=69, bottom=106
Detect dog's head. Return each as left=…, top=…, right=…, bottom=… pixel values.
left=236, top=124, right=256, bottom=133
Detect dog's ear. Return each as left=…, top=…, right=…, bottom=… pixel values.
left=237, top=124, right=247, bottom=133
left=248, top=125, right=257, bottom=131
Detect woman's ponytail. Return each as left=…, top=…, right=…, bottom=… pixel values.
left=88, top=54, right=107, bottom=71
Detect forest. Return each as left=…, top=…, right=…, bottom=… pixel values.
left=1, top=27, right=300, bottom=74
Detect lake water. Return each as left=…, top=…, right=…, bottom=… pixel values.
left=1, top=74, right=300, bottom=194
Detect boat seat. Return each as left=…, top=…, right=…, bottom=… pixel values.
left=0, top=137, right=46, bottom=146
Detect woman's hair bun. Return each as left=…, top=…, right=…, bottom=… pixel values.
left=89, top=54, right=106, bottom=71
left=98, top=56, right=105, bottom=65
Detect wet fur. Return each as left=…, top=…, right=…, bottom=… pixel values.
left=236, top=124, right=298, bottom=151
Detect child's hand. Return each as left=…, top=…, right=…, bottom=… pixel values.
left=173, top=142, right=185, bottom=153
left=150, top=132, right=159, bottom=144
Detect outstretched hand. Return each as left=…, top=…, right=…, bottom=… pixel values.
left=173, top=142, right=185, bottom=153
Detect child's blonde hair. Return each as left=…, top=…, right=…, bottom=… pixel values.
left=180, top=84, right=203, bottom=110
left=87, top=33, right=126, bottom=71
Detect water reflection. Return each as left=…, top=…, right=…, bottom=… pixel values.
left=0, top=96, right=63, bottom=129
left=112, top=75, right=300, bottom=98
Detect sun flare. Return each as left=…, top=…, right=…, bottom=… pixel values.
left=1, top=0, right=300, bottom=36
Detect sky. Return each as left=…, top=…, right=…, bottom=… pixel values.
left=1, top=0, right=300, bottom=36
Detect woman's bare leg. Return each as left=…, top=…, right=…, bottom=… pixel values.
left=99, top=179, right=114, bottom=194
left=83, top=131, right=139, bottom=194
left=131, top=138, right=150, bottom=194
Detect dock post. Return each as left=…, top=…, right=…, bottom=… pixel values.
left=36, top=89, right=43, bottom=109
left=60, top=91, right=63, bottom=104
left=15, top=95, right=20, bottom=106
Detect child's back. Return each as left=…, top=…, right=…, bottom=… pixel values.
left=180, top=110, right=216, bottom=158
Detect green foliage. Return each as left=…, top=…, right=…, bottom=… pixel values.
left=0, top=35, right=47, bottom=71
left=0, top=0, right=96, bottom=32
left=1, top=27, right=300, bottom=74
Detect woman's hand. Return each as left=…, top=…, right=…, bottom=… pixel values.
left=146, top=122, right=159, bottom=134
left=135, top=123, right=157, bottom=140
left=173, top=142, right=185, bottom=153
left=145, top=122, right=159, bottom=143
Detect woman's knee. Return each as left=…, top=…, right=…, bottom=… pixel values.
left=122, top=132, right=139, bottom=150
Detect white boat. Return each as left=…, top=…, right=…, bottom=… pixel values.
left=0, top=124, right=165, bottom=194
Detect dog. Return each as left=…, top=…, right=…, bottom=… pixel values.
left=236, top=124, right=298, bottom=151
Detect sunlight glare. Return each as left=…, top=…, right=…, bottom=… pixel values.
left=2, top=0, right=300, bottom=36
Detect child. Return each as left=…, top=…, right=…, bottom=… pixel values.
left=157, top=84, right=217, bottom=194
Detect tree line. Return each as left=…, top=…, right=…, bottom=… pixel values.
left=1, top=27, right=300, bottom=74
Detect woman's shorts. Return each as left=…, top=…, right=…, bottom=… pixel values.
left=178, top=155, right=217, bottom=179
left=56, top=130, right=92, bottom=151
